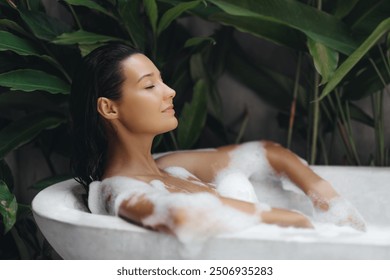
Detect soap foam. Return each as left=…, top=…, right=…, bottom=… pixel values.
left=214, top=142, right=272, bottom=203
left=216, top=172, right=259, bottom=203
left=164, top=166, right=193, bottom=180
left=312, top=196, right=367, bottom=231
left=135, top=190, right=262, bottom=257
left=164, top=166, right=209, bottom=188
left=94, top=176, right=263, bottom=256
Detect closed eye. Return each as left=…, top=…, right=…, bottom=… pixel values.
left=145, top=85, right=155, bottom=89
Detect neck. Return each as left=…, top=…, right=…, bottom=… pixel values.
left=103, top=129, right=163, bottom=179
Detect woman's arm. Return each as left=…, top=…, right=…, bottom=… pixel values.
left=156, top=141, right=338, bottom=209
left=156, top=141, right=366, bottom=231
left=118, top=191, right=313, bottom=236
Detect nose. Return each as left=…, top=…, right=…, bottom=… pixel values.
left=163, top=83, right=176, bottom=99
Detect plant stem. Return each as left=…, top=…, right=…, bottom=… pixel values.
left=345, top=101, right=361, bottom=165
left=318, top=134, right=328, bottom=164
left=66, top=3, right=83, bottom=30
left=10, top=227, right=30, bottom=259
left=309, top=0, right=322, bottom=164
left=369, top=58, right=388, bottom=88
left=371, top=91, right=385, bottom=166
left=378, top=45, right=390, bottom=79
left=40, top=43, right=72, bottom=83
left=334, top=91, right=360, bottom=165
left=310, top=72, right=320, bottom=164
left=287, top=52, right=302, bottom=149
left=235, top=107, right=249, bottom=144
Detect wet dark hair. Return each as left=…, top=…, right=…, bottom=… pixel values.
left=70, top=43, right=141, bottom=189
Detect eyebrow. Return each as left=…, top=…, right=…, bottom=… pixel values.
left=137, top=71, right=161, bottom=83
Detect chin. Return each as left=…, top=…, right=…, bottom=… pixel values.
left=160, top=118, right=178, bottom=134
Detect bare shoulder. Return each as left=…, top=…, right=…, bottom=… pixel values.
left=155, top=144, right=238, bottom=182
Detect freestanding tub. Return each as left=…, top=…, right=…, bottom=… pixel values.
left=32, top=166, right=390, bottom=259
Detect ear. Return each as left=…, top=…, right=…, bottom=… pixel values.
left=97, top=97, right=119, bottom=120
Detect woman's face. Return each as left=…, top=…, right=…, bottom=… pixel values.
left=114, top=53, right=178, bottom=135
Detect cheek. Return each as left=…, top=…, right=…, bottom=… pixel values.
left=119, top=95, right=163, bottom=131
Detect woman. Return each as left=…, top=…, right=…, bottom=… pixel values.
left=70, top=43, right=365, bottom=242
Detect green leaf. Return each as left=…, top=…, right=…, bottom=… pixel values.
left=343, top=59, right=388, bottom=100
left=0, top=19, right=30, bottom=37
left=320, top=18, right=390, bottom=100
left=78, top=43, right=104, bottom=57
left=184, top=36, right=216, bottom=48
left=0, top=69, right=70, bottom=94
left=347, top=0, right=390, bottom=38
left=157, top=0, right=200, bottom=36
left=0, top=160, right=14, bottom=192
left=26, top=0, right=43, bottom=11
left=307, top=38, right=339, bottom=85
left=0, top=113, right=66, bottom=159
left=143, top=0, right=158, bottom=34
left=333, top=0, right=359, bottom=19
left=0, top=30, right=65, bottom=71
left=190, top=52, right=206, bottom=81
left=0, top=30, right=41, bottom=56
left=0, top=180, right=17, bottom=234
left=18, top=9, right=72, bottom=40
left=31, top=174, right=73, bottom=190
left=52, top=30, right=122, bottom=45
left=117, top=0, right=146, bottom=50
left=349, top=102, right=374, bottom=127
left=177, top=79, right=208, bottom=149
left=63, top=0, right=116, bottom=19
left=0, top=91, right=61, bottom=112
left=208, top=0, right=358, bottom=55
left=210, top=12, right=305, bottom=51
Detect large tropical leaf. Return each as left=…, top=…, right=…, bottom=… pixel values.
left=307, top=38, right=339, bottom=85
left=177, top=79, right=208, bottom=149
left=0, top=160, right=14, bottom=192
left=0, top=113, right=65, bottom=159
left=345, top=0, right=390, bottom=38
left=157, top=0, right=201, bottom=36
left=319, top=18, right=390, bottom=100
left=0, top=19, right=30, bottom=37
left=0, top=69, right=70, bottom=94
left=0, top=30, right=66, bottom=70
left=117, top=0, right=146, bottom=50
left=0, top=30, right=41, bottom=56
left=63, top=0, right=116, bottom=19
left=52, top=30, right=122, bottom=45
left=210, top=12, right=305, bottom=51
left=18, top=9, right=72, bottom=40
left=333, top=0, right=360, bottom=19
left=0, top=180, right=17, bottom=234
left=207, top=0, right=358, bottom=55
left=343, top=59, right=388, bottom=100
left=349, top=102, right=374, bottom=127
left=143, top=0, right=158, bottom=34
left=0, top=91, right=61, bottom=112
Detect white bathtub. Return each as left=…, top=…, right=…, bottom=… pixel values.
left=32, top=166, right=390, bottom=259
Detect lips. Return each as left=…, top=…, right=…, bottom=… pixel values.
left=162, top=105, right=174, bottom=112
